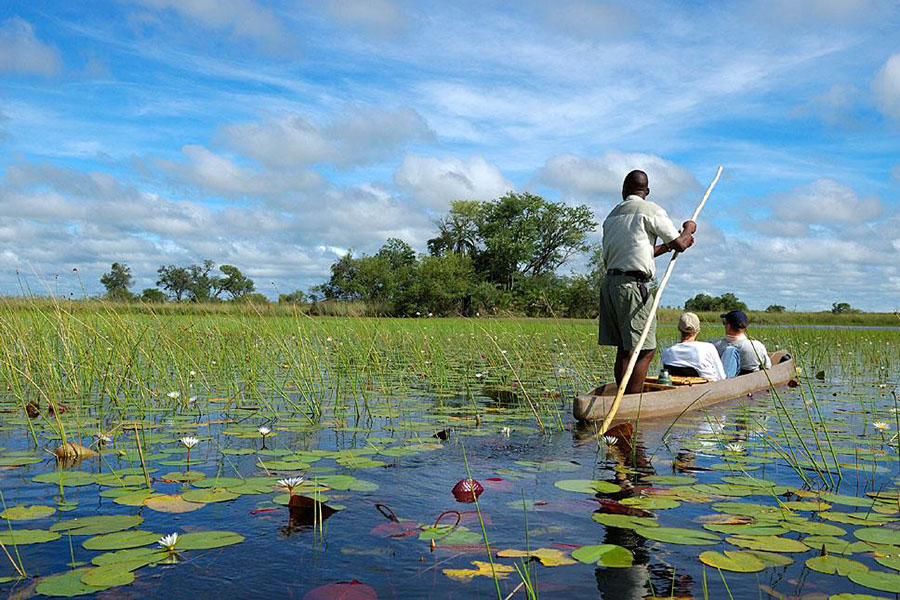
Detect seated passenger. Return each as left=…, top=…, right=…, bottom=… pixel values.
left=711, top=310, right=772, bottom=375
left=660, top=312, right=726, bottom=381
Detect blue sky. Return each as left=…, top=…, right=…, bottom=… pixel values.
left=1, top=0, right=899, bottom=310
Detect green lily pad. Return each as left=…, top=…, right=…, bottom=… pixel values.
left=571, top=544, right=633, bottom=567
left=806, top=555, right=869, bottom=575
left=783, top=521, right=846, bottom=536
left=855, top=528, right=900, bottom=546
left=726, top=535, right=809, bottom=552
left=702, top=523, right=787, bottom=536
left=592, top=514, right=659, bottom=529
left=80, top=565, right=134, bottom=587
left=32, top=471, right=95, bottom=487
left=83, top=530, right=160, bottom=551
left=634, top=526, right=720, bottom=545
left=35, top=570, right=104, bottom=597
left=182, top=487, right=239, bottom=504
left=0, top=528, right=61, bottom=545
left=820, top=492, right=875, bottom=508
left=699, top=550, right=766, bottom=573
left=176, top=531, right=244, bottom=550
left=828, top=594, right=891, bottom=600
left=745, top=550, right=794, bottom=566
left=620, top=497, right=681, bottom=510
left=191, top=477, right=245, bottom=489
left=92, top=547, right=168, bottom=567
left=1, top=505, right=56, bottom=521
left=849, top=569, right=900, bottom=593
left=51, top=515, right=144, bottom=536
left=554, top=479, right=620, bottom=494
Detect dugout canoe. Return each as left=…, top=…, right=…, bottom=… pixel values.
left=573, top=350, right=796, bottom=423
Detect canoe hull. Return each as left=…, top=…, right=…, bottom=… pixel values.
left=573, top=351, right=796, bottom=423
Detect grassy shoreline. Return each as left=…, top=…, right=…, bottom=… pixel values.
left=2, top=297, right=897, bottom=326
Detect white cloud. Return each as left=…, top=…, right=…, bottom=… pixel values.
left=152, top=145, right=323, bottom=197
left=792, top=83, right=861, bottom=124
left=769, top=178, right=882, bottom=226
left=394, top=155, right=513, bottom=210
left=534, top=0, right=636, bottom=39
left=220, top=106, right=433, bottom=168
left=323, top=0, right=409, bottom=35
left=539, top=151, right=700, bottom=201
left=0, top=18, right=62, bottom=77
left=873, top=53, right=900, bottom=120
left=127, top=0, right=287, bottom=49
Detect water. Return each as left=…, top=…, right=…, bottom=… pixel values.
left=1, top=342, right=899, bottom=597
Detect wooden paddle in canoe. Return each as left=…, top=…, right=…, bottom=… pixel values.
left=573, top=350, right=796, bottom=423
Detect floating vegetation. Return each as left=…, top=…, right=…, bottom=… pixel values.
left=0, top=306, right=898, bottom=596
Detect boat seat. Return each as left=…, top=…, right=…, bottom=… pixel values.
left=664, top=365, right=701, bottom=377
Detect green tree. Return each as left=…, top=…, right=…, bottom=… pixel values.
left=100, top=262, right=134, bottom=301
left=476, top=192, right=595, bottom=290
left=213, top=264, right=255, bottom=300
left=233, top=292, right=270, bottom=305
left=279, top=290, right=306, bottom=304
left=186, top=260, right=216, bottom=302
left=684, top=292, right=748, bottom=312
left=157, top=265, right=191, bottom=301
left=831, top=302, right=860, bottom=314
left=427, top=200, right=481, bottom=256
left=765, top=304, right=786, bottom=313
left=140, top=288, right=167, bottom=303
left=396, top=253, right=477, bottom=316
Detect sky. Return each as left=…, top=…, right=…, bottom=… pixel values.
left=1, top=0, right=899, bottom=311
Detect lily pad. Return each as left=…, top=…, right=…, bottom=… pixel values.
left=144, top=494, right=207, bottom=513
left=571, top=544, right=634, bottom=567
left=51, top=515, right=144, bottom=536
left=83, top=530, right=161, bottom=551
left=855, top=528, right=900, bottom=546
left=176, top=531, right=244, bottom=550
left=634, top=526, right=720, bottom=546
left=80, top=565, right=134, bottom=588
left=806, top=555, right=868, bottom=575
left=0, top=528, right=61, bottom=545
left=620, top=497, right=681, bottom=510
left=443, top=560, right=514, bottom=582
left=92, top=547, right=168, bottom=567
left=725, top=535, right=809, bottom=552
left=554, top=479, right=620, bottom=494
left=642, top=475, right=697, bottom=486
left=849, top=570, right=900, bottom=593
left=495, top=548, right=576, bottom=566
left=1, top=505, right=56, bottom=521
left=182, top=487, right=239, bottom=504
left=699, top=550, right=766, bottom=573
left=592, top=514, right=659, bottom=529
left=32, top=471, right=95, bottom=487
left=35, top=570, right=104, bottom=597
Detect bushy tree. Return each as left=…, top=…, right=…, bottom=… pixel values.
left=140, top=288, right=167, bottom=303
left=685, top=292, right=748, bottom=312
left=213, top=264, right=255, bottom=300
left=765, top=304, right=786, bottom=313
left=156, top=265, right=191, bottom=301
left=100, top=263, right=134, bottom=301
left=278, top=290, right=306, bottom=304
left=832, top=302, right=860, bottom=314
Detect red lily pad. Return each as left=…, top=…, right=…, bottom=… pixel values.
left=370, top=520, right=420, bottom=538
left=303, top=580, right=377, bottom=600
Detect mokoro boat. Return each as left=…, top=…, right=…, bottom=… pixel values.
left=573, top=350, right=796, bottom=423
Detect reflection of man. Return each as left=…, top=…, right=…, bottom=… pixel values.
left=711, top=310, right=771, bottom=375
left=599, top=170, right=696, bottom=393
left=660, top=312, right=726, bottom=380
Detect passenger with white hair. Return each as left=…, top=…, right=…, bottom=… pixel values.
left=660, top=312, right=726, bottom=381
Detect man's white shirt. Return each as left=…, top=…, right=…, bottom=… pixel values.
left=660, top=341, right=727, bottom=381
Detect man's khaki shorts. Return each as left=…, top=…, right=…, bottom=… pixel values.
left=598, top=274, right=657, bottom=352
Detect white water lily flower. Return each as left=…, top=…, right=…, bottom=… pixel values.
left=258, top=426, right=271, bottom=436
left=166, top=391, right=180, bottom=399
left=278, top=476, right=304, bottom=493
left=189, top=370, right=196, bottom=376
left=475, top=372, right=484, bottom=379
left=874, top=422, right=889, bottom=431
left=180, top=436, right=199, bottom=449
left=96, top=433, right=112, bottom=444
left=724, top=443, right=745, bottom=453
left=158, top=533, right=178, bottom=551
left=500, top=426, right=511, bottom=437
left=603, top=435, right=618, bottom=446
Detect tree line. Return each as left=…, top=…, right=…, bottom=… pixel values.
left=98, top=190, right=861, bottom=317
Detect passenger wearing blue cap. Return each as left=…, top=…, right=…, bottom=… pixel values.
left=710, top=310, right=771, bottom=377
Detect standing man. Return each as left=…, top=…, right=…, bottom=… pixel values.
left=599, top=170, right=697, bottom=394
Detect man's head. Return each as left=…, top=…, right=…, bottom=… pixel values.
left=721, top=309, right=749, bottom=335
left=622, top=170, right=649, bottom=200
left=678, top=312, right=700, bottom=340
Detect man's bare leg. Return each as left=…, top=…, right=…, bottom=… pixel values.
left=615, top=348, right=656, bottom=394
